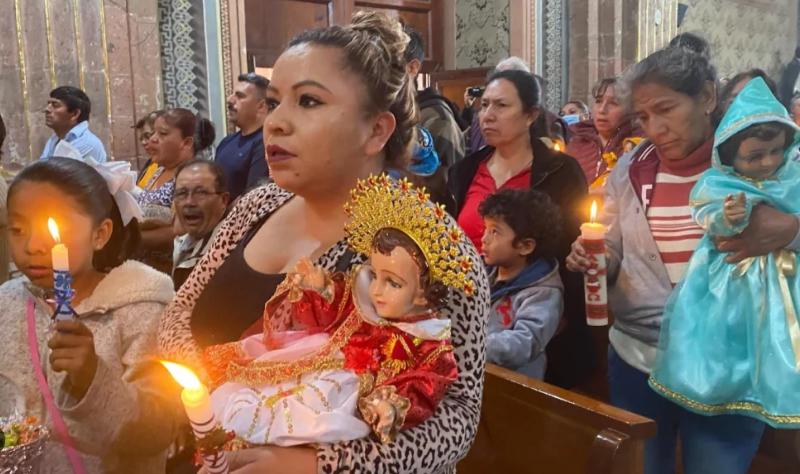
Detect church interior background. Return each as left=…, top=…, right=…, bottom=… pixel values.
left=1, top=0, right=798, bottom=170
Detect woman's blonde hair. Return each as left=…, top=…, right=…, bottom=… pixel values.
left=288, top=11, right=418, bottom=169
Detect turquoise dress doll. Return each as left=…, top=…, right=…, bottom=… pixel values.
left=649, top=77, right=800, bottom=428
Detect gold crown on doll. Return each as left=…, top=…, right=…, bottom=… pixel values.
left=343, top=174, right=475, bottom=295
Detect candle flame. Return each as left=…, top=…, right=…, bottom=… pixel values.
left=160, top=361, right=201, bottom=391
left=590, top=200, right=598, bottom=223
left=553, top=142, right=562, bottom=151
left=48, top=218, right=61, bottom=244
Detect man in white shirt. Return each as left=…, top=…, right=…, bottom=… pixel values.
left=40, top=86, right=107, bottom=162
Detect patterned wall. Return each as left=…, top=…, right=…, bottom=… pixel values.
left=679, top=0, right=798, bottom=80
left=542, top=0, right=566, bottom=112
left=158, top=0, right=210, bottom=114
left=456, top=0, right=511, bottom=69
left=0, top=0, right=161, bottom=166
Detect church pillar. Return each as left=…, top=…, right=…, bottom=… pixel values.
left=568, top=0, right=646, bottom=104
left=0, top=0, right=162, bottom=167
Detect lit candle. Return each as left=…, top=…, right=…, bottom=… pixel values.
left=161, top=361, right=229, bottom=474
left=581, top=201, right=608, bottom=327
left=48, top=218, right=74, bottom=322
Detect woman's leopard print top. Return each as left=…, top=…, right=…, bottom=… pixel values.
left=159, top=184, right=490, bottom=473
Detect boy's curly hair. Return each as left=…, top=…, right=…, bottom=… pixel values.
left=718, top=122, right=795, bottom=167
left=478, top=189, right=562, bottom=263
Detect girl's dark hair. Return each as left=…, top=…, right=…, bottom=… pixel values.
left=288, top=11, right=418, bottom=170
left=372, top=228, right=449, bottom=310
left=619, top=45, right=716, bottom=108
left=717, top=122, right=796, bottom=167
left=160, top=108, right=216, bottom=154
left=478, top=189, right=562, bottom=264
left=8, top=158, right=142, bottom=272
left=486, top=69, right=542, bottom=113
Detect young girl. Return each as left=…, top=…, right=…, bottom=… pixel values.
left=0, top=157, right=180, bottom=472
left=203, top=175, right=468, bottom=447
left=650, top=77, right=800, bottom=427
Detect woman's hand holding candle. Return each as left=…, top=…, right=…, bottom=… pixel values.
left=161, top=361, right=229, bottom=474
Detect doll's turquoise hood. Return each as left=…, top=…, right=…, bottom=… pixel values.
left=713, top=77, right=800, bottom=175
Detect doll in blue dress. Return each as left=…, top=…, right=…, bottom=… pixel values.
left=650, top=77, right=800, bottom=428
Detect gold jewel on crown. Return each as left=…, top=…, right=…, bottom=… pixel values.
left=343, top=174, right=475, bottom=295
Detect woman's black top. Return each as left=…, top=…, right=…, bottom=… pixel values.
left=190, top=215, right=285, bottom=348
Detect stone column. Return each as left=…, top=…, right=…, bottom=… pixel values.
left=568, top=0, right=644, bottom=104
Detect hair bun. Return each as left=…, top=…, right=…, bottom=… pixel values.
left=349, top=11, right=409, bottom=63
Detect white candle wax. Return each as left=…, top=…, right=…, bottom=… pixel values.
left=51, top=243, right=69, bottom=272
left=580, top=222, right=606, bottom=241
left=181, top=385, right=216, bottom=430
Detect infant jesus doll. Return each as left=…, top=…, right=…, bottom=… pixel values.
left=203, top=175, right=474, bottom=447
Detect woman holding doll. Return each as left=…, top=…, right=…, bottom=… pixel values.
left=159, top=11, right=490, bottom=474
left=566, top=44, right=800, bottom=473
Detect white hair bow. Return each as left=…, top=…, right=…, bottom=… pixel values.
left=53, top=142, right=144, bottom=226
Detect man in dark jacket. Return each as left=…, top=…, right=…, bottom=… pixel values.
left=780, top=46, right=800, bottom=108
left=404, top=27, right=465, bottom=167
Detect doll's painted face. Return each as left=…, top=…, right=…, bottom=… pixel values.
left=368, top=246, right=428, bottom=320
left=733, top=134, right=786, bottom=180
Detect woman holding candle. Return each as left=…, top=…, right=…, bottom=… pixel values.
left=0, top=157, right=180, bottom=473
left=566, top=45, right=800, bottom=473
left=159, top=12, right=490, bottom=474
left=448, top=68, right=592, bottom=390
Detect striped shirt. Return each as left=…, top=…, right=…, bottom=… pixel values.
left=645, top=143, right=713, bottom=286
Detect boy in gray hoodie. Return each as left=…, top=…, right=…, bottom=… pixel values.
left=479, top=189, right=564, bottom=379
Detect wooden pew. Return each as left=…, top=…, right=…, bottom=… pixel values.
left=458, top=364, right=657, bottom=474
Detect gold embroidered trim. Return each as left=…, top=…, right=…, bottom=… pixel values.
left=227, top=277, right=360, bottom=386
left=229, top=357, right=345, bottom=387
left=419, top=344, right=454, bottom=367
left=649, top=376, right=800, bottom=423
left=358, top=372, right=376, bottom=397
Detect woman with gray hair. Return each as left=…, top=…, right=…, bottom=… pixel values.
left=567, top=44, right=800, bottom=473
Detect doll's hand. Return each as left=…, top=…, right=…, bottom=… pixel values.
left=373, top=399, right=397, bottom=443
left=294, top=256, right=327, bottom=291
left=48, top=320, right=98, bottom=401
left=724, top=192, right=747, bottom=225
